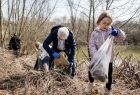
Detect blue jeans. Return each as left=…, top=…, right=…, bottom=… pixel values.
left=42, top=56, right=50, bottom=65
left=34, top=56, right=49, bottom=70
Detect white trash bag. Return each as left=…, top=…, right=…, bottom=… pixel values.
left=89, top=36, right=114, bottom=82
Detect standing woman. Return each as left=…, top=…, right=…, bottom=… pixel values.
left=86, top=12, right=126, bottom=94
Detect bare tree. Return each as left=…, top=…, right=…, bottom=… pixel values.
left=67, top=0, right=81, bottom=32
left=87, top=0, right=94, bottom=59
left=92, top=0, right=95, bottom=31
left=105, top=0, right=114, bottom=10
left=67, top=0, right=75, bottom=31
left=18, top=0, right=26, bottom=36
left=0, top=0, right=59, bottom=54
left=0, top=0, right=2, bottom=45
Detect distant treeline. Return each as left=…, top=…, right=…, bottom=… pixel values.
left=1, top=18, right=140, bottom=54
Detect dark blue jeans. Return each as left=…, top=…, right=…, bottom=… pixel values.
left=42, top=56, right=50, bottom=65
left=34, top=56, right=49, bottom=70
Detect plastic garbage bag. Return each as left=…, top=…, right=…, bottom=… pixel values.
left=89, top=36, right=114, bottom=82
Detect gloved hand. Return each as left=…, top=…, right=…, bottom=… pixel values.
left=111, top=26, right=118, bottom=36
left=68, top=62, right=76, bottom=78
left=52, top=52, right=60, bottom=58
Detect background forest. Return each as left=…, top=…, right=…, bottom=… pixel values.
left=0, top=0, right=140, bottom=56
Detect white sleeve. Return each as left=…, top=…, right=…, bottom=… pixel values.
left=118, top=29, right=126, bottom=40
left=38, top=44, right=48, bottom=60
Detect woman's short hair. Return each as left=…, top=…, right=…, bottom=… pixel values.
left=57, top=27, right=69, bottom=40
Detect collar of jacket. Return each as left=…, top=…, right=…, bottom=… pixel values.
left=95, top=26, right=112, bottom=32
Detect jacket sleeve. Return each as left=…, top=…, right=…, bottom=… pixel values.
left=69, top=32, right=76, bottom=62
left=89, top=32, right=98, bottom=57
left=43, top=32, right=54, bottom=56
left=115, top=29, right=126, bottom=41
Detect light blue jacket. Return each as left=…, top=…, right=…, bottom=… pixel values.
left=89, top=27, right=126, bottom=62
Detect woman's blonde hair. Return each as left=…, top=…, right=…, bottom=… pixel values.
left=96, top=11, right=112, bottom=25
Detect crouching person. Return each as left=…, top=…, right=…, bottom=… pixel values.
left=34, top=42, right=50, bottom=72
left=43, top=25, right=76, bottom=78
left=9, top=34, right=21, bottom=57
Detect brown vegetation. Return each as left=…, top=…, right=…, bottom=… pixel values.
left=0, top=47, right=139, bottom=95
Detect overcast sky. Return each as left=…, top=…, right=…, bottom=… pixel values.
left=51, top=0, right=140, bottom=22
left=2, top=0, right=140, bottom=22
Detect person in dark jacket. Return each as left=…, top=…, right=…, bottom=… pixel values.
left=34, top=41, right=50, bottom=72
left=9, top=34, right=21, bottom=56
left=43, top=25, right=76, bottom=78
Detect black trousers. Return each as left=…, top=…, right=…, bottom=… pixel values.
left=88, top=62, right=113, bottom=90
left=34, top=57, right=43, bottom=70
left=34, top=56, right=49, bottom=70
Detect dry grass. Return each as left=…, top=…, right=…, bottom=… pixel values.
left=0, top=47, right=140, bottom=95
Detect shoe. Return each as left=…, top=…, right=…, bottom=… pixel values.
left=104, top=87, right=112, bottom=95
left=85, top=82, right=93, bottom=93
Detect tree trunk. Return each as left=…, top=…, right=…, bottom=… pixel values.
left=87, top=0, right=93, bottom=60
left=0, top=0, right=2, bottom=46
